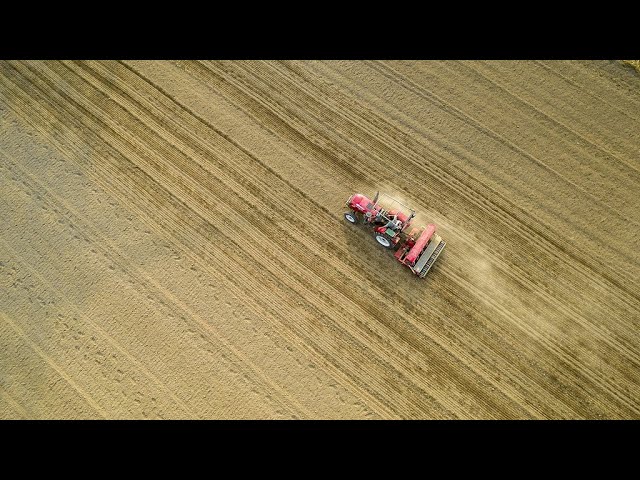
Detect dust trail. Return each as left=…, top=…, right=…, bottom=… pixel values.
left=443, top=220, right=587, bottom=369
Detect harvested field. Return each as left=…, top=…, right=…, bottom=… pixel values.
left=1, top=60, right=639, bottom=419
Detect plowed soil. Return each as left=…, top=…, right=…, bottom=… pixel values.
left=1, top=60, right=638, bottom=419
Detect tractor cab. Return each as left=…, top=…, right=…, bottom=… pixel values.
left=371, top=193, right=415, bottom=239
left=345, top=191, right=416, bottom=249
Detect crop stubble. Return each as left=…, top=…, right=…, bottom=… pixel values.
left=0, top=60, right=638, bottom=418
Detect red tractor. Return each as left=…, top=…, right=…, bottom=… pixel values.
left=344, top=191, right=446, bottom=278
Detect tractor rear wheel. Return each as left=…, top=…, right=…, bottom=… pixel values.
left=374, top=233, right=393, bottom=249
left=344, top=212, right=358, bottom=224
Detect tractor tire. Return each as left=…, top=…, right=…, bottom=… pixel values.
left=344, top=212, right=359, bottom=224
left=374, top=233, right=393, bottom=249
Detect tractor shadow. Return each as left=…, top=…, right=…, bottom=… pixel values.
left=338, top=216, right=440, bottom=307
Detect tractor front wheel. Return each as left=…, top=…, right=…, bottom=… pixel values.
left=344, top=212, right=359, bottom=224
left=374, top=233, right=393, bottom=249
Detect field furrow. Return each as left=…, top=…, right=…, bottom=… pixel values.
left=1, top=60, right=638, bottom=419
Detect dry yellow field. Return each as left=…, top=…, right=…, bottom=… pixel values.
left=1, top=60, right=638, bottom=419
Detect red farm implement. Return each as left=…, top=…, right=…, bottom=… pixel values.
left=344, top=191, right=446, bottom=278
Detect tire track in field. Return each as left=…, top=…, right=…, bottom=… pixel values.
left=0, top=149, right=308, bottom=419
left=576, top=60, right=640, bottom=101
left=0, top=386, right=29, bottom=419
left=146, top=59, right=640, bottom=412
left=557, top=60, right=640, bottom=122
left=0, top=62, right=418, bottom=419
left=0, top=235, right=191, bottom=420
left=457, top=60, right=640, bottom=180
left=436, top=60, right=640, bottom=199
left=0, top=311, right=107, bottom=418
left=532, top=61, right=640, bottom=127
